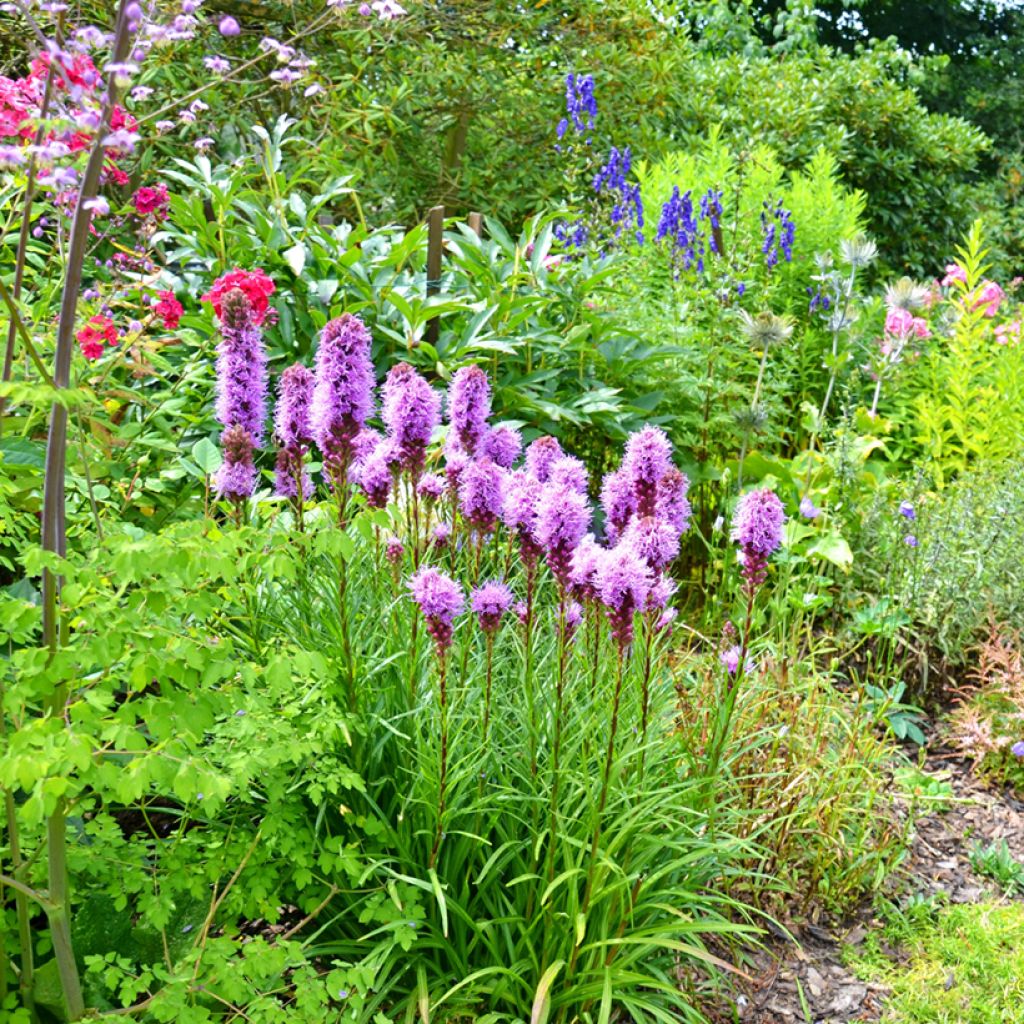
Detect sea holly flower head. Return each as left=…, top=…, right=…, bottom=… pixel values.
left=471, top=580, right=514, bottom=633
left=202, top=268, right=276, bottom=326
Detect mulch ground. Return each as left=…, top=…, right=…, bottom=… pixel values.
left=721, top=736, right=1024, bottom=1023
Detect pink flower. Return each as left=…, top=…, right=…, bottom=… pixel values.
left=884, top=307, right=914, bottom=337
left=971, top=280, right=1005, bottom=318
left=132, top=183, right=169, bottom=218
left=995, top=320, right=1021, bottom=346
left=153, top=290, right=183, bottom=330
left=911, top=317, right=930, bottom=339
left=941, top=263, right=967, bottom=288
left=202, top=268, right=276, bottom=326
left=76, top=314, right=118, bottom=361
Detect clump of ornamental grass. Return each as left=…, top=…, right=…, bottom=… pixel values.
left=230, top=353, right=763, bottom=1022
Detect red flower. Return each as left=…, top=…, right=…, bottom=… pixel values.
left=107, top=166, right=130, bottom=187
left=132, top=183, right=169, bottom=218
left=30, top=53, right=101, bottom=92
left=154, top=290, right=183, bottom=330
left=201, top=268, right=276, bottom=326
left=76, top=314, right=118, bottom=361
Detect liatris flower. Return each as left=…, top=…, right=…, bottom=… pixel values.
left=622, top=515, right=680, bottom=573
left=595, top=542, right=652, bottom=650
left=479, top=424, right=522, bottom=468
left=459, top=457, right=504, bottom=533
left=548, top=455, right=589, bottom=494
left=536, top=483, right=591, bottom=588
left=565, top=600, right=583, bottom=639
left=600, top=467, right=636, bottom=543
left=731, top=488, right=786, bottom=590
left=356, top=447, right=392, bottom=508
left=623, top=425, right=673, bottom=517
left=352, top=427, right=383, bottom=466
left=471, top=580, right=514, bottom=633
left=385, top=536, right=405, bottom=564
left=502, top=469, right=544, bottom=563
left=657, top=468, right=691, bottom=535
left=569, top=533, right=603, bottom=601
left=382, top=362, right=441, bottom=473
left=431, top=522, right=451, bottom=549
left=311, top=314, right=376, bottom=479
left=657, top=606, right=678, bottom=632
left=214, top=289, right=268, bottom=445
left=513, top=600, right=529, bottom=625
left=647, top=575, right=676, bottom=611
left=444, top=449, right=469, bottom=497
left=202, top=268, right=275, bottom=326
left=215, top=423, right=257, bottom=501
left=417, top=473, right=445, bottom=503
left=273, top=363, right=314, bottom=500
left=524, top=435, right=564, bottom=483
left=448, top=366, right=491, bottom=454
left=408, top=567, right=464, bottom=654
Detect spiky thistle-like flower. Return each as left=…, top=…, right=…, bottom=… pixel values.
left=458, top=457, right=504, bottom=533
left=548, top=455, right=589, bottom=494
left=600, top=467, right=637, bottom=543
left=471, top=580, right=514, bottom=633
left=311, top=313, right=376, bottom=478
left=479, top=424, right=522, bottom=468
left=215, top=288, right=268, bottom=444
left=524, top=435, right=564, bottom=483
left=502, top=469, right=544, bottom=564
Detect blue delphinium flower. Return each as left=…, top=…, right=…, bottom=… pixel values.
left=558, top=72, right=597, bottom=143
left=761, top=199, right=796, bottom=269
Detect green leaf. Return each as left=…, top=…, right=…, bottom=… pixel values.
left=284, top=242, right=307, bottom=277
left=807, top=532, right=854, bottom=571
left=191, top=438, right=222, bottom=475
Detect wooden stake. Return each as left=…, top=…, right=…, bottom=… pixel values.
left=425, top=205, right=444, bottom=346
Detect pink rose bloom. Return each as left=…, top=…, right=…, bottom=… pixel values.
left=884, top=307, right=914, bottom=337
left=941, top=264, right=967, bottom=287
left=911, top=317, right=930, bottom=339
left=972, top=280, right=1005, bottom=318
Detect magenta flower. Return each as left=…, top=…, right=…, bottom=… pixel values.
left=941, top=263, right=967, bottom=287
left=513, top=600, right=529, bottom=625
left=311, top=314, right=376, bottom=478
left=623, top=425, right=673, bottom=517
left=565, top=600, right=583, bottom=639
left=479, top=424, right=523, bottom=468
left=352, top=428, right=383, bottom=465
left=448, top=366, right=491, bottom=453
left=502, top=469, right=544, bottom=563
left=459, top=457, right=504, bottom=533
left=432, top=522, right=452, bottom=549
left=444, top=449, right=469, bottom=496
left=548, top=455, right=589, bottom=494
left=657, top=468, right=691, bottom=535
left=535, top=482, right=591, bottom=588
left=524, top=435, right=564, bottom=483
left=600, top=467, right=636, bottom=543
left=594, top=542, right=652, bottom=650
left=273, top=363, right=314, bottom=499
left=382, top=362, right=441, bottom=473
left=470, top=580, right=514, bottom=633
left=356, top=447, right=393, bottom=508
left=385, top=536, right=405, bottom=564
left=731, top=488, right=786, bottom=590
left=409, top=567, right=464, bottom=653
left=569, top=533, right=603, bottom=601
left=647, top=575, right=676, bottom=611
left=622, top=515, right=680, bottom=573
left=218, top=15, right=241, bottom=35
left=972, top=280, right=1005, bottom=317
left=215, top=423, right=257, bottom=501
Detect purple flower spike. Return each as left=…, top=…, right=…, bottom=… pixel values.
left=524, top=436, right=564, bottom=483
left=273, top=363, right=314, bottom=500
left=502, top=469, right=543, bottom=564
left=536, top=482, right=591, bottom=588
left=382, top=362, right=441, bottom=473
left=311, top=314, right=376, bottom=479
left=445, top=449, right=469, bottom=496
left=432, top=522, right=452, bottom=549
left=459, top=457, right=505, bottom=533
left=215, top=288, right=267, bottom=445
left=731, top=488, right=786, bottom=590
left=657, top=468, right=691, bottom=535
left=647, top=574, right=677, bottom=611
left=352, top=427, right=383, bottom=466
left=565, top=600, right=584, bottom=639
left=548, top=455, right=589, bottom=494
left=357, top=447, right=393, bottom=508
left=623, top=425, right=673, bottom=517
left=479, top=424, right=523, bottom=468
left=600, top=467, right=636, bottom=543
left=471, top=580, right=514, bottom=633
left=595, top=542, right=652, bottom=650
left=448, top=366, right=491, bottom=454
left=409, top=567, right=464, bottom=654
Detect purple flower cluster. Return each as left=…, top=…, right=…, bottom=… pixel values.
left=214, top=289, right=267, bottom=501
left=448, top=366, right=491, bottom=455
left=731, top=488, right=786, bottom=590
left=409, top=567, right=464, bottom=654
left=311, top=314, right=376, bottom=477
left=656, top=186, right=722, bottom=276
left=556, top=71, right=597, bottom=144
left=459, top=457, right=504, bottom=533
left=273, top=363, right=314, bottom=500
left=471, top=581, right=514, bottom=633
left=594, top=543, right=653, bottom=649
left=382, top=361, right=441, bottom=474
left=592, top=145, right=644, bottom=247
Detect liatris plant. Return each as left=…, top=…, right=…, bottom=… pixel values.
left=381, top=361, right=441, bottom=477
left=311, top=313, right=376, bottom=521
left=273, top=363, right=314, bottom=527
left=408, top=566, right=464, bottom=866
left=212, top=286, right=267, bottom=517
left=470, top=579, right=513, bottom=739
left=447, top=365, right=491, bottom=455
